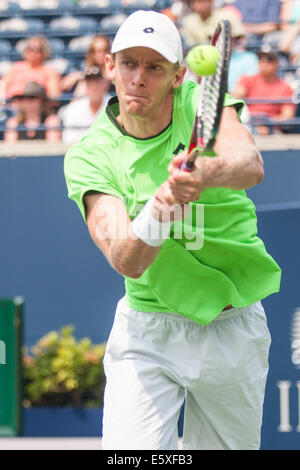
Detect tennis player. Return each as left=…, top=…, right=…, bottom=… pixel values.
left=64, top=10, right=281, bottom=450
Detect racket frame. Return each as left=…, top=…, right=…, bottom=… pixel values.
left=183, top=20, right=232, bottom=171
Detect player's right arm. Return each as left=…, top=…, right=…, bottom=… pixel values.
left=84, top=192, right=160, bottom=278
left=84, top=179, right=186, bottom=278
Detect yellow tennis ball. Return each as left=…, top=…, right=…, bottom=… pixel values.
left=186, top=45, right=219, bottom=76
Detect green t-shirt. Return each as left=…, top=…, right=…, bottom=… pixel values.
left=64, top=81, right=281, bottom=324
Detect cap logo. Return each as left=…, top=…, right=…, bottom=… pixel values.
left=143, top=27, right=154, bottom=34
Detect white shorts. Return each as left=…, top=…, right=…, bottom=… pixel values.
left=102, top=298, right=271, bottom=450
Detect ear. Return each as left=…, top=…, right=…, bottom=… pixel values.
left=172, top=65, right=186, bottom=90
left=105, top=54, right=116, bottom=84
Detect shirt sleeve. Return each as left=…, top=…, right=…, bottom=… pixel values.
left=64, top=142, right=123, bottom=222
left=188, top=81, right=245, bottom=120
left=223, top=93, right=245, bottom=117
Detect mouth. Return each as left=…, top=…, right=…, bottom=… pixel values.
left=125, top=94, right=149, bottom=100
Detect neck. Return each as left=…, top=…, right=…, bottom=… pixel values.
left=28, top=62, right=41, bottom=69
left=117, top=93, right=174, bottom=139
left=89, top=96, right=103, bottom=115
left=200, top=11, right=211, bottom=21
left=261, top=74, right=277, bottom=83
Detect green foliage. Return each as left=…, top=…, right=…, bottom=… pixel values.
left=23, top=325, right=106, bottom=408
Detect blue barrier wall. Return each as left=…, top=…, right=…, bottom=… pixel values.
left=0, top=150, right=300, bottom=448
left=0, top=155, right=124, bottom=347
left=247, top=151, right=300, bottom=450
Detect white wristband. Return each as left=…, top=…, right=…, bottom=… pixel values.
left=131, top=197, right=172, bottom=247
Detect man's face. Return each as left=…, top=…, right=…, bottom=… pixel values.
left=90, top=38, right=110, bottom=67
left=19, top=96, right=42, bottom=113
left=85, top=76, right=108, bottom=100
left=106, top=47, right=185, bottom=120
left=258, top=55, right=278, bottom=78
left=190, top=0, right=213, bottom=18
left=25, top=39, right=45, bottom=66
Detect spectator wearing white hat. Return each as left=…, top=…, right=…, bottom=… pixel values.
left=60, top=66, right=111, bottom=144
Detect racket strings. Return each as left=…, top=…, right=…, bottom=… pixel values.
left=187, top=20, right=231, bottom=165
left=201, top=25, right=230, bottom=147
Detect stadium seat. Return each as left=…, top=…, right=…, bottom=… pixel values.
left=45, top=57, right=72, bottom=76
left=0, top=17, right=45, bottom=37
left=98, top=13, right=127, bottom=33
left=67, top=35, right=94, bottom=56
left=122, top=0, right=158, bottom=13
left=0, top=39, right=11, bottom=58
left=48, top=38, right=66, bottom=57
left=18, top=0, right=75, bottom=16
left=0, top=60, right=13, bottom=78
left=14, top=38, right=29, bottom=58
left=17, top=0, right=58, bottom=10
left=47, top=16, right=98, bottom=37
left=0, top=1, right=22, bottom=17
left=77, top=0, right=116, bottom=6
left=0, top=18, right=29, bottom=34
left=75, top=0, right=124, bottom=15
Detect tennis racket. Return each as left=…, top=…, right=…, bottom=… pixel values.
left=181, top=20, right=232, bottom=171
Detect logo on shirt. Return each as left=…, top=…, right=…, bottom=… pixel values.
left=143, top=27, right=154, bottom=34
left=173, top=143, right=185, bottom=155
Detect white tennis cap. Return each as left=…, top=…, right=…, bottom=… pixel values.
left=111, top=10, right=183, bottom=64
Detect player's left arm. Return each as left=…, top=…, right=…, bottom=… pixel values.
left=168, top=106, right=264, bottom=204
left=207, top=105, right=264, bottom=189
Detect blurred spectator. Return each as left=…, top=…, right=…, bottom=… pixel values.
left=233, top=46, right=296, bottom=134
left=161, top=0, right=192, bottom=23
left=61, top=34, right=112, bottom=97
left=4, top=81, right=61, bottom=142
left=59, top=67, right=110, bottom=144
left=232, top=0, right=281, bottom=37
left=181, top=0, right=244, bottom=47
left=3, top=36, right=61, bottom=100
left=276, top=1, right=300, bottom=63
left=278, top=21, right=300, bottom=63
left=228, top=22, right=259, bottom=92
left=219, top=0, right=243, bottom=19
left=280, top=0, right=300, bottom=28
left=260, top=1, right=300, bottom=56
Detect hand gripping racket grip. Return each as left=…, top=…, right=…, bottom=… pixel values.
left=180, top=159, right=195, bottom=172
left=180, top=147, right=202, bottom=172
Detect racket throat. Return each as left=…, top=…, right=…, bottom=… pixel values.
left=186, top=120, right=204, bottom=169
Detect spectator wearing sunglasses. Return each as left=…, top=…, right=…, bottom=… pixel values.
left=4, top=81, right=61, bottom=142
left=3, top=36, right=61, bottom=100
left=233, top=45, right=296, bottom=134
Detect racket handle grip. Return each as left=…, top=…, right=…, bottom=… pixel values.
left=180, top=159, right=195, bottom=172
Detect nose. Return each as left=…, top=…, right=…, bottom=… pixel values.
left=132, top=65, right=146, bottom=87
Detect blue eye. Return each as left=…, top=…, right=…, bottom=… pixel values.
left=122, top=60, right=134, bottom=68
